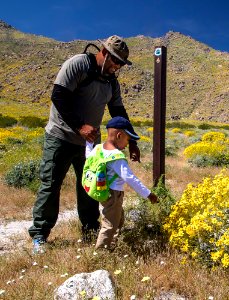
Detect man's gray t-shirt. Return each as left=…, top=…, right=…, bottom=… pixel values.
left=45, top=54, right=123, bottom=146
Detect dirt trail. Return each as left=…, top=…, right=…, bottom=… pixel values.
left=0, top=210, right=76, bottom=254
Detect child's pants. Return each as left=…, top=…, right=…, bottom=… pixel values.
left=95, top=190, right=124, bottom=249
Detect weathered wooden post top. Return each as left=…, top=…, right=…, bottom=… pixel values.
left=153, top=46, right=167, bottom=186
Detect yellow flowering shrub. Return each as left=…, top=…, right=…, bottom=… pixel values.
left=163, top=171, right=229, bottom=268
left=171, top=128, right=181, bottom=133
left=0, top=127, right=44, bottom=144
left=202, top=131, right=226, bottom=142
left=183, top=131, right=229, bottom=167
left=139, top=135, right=151, bottom=143
left=0, top=129, right=17, bottom=142
left=183, top=130, right=195, bottom=137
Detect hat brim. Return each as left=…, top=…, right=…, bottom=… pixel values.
left=124, top=129, right=140, bottom=140
left=98, top=39, right=132, bottom=66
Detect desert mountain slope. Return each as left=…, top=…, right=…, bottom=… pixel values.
left=0, top=20, right=228, bottom=123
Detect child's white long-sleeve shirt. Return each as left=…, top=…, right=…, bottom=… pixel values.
left=85, top=141, right=94, bottom=158
left=85, top=142, right=151, bottom=199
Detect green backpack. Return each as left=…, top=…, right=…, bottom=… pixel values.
left=82, top=144, right=126, bottom=202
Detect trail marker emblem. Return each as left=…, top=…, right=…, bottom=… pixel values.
left=155, top=48, right=162, bottom=56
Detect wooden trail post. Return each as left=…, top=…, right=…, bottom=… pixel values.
left=153, top=46, right=167, bottom=186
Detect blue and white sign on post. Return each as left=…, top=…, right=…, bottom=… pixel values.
left=154, top=48, right=162, bottom=56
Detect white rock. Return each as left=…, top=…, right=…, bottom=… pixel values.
left=154, top=292, right=187, bottom=300
left=54, top=269, right=115, bottom=300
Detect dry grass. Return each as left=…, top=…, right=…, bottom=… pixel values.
left=0, top=145, right=228, bottom=299
left=0, top=220, right=228, bottom=300
left=165, top=151, right=225, bottom=198
left=0, top=181, right=34, bottom=221
left=128, top=151, right=226, bottom=199
left=0, top=171, right=77, bottom=221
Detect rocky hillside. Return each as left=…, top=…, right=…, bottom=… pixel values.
left=0, top=20, right=228, bottom=123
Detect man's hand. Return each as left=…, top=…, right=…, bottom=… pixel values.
left=147, top=193, right=158, bottom=204
left=129, top=141, right=141, bottom=162
left=78, top=124, right=98, bottom=143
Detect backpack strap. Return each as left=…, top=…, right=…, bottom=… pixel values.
left=80, top=44, right=118, bottom=93
left=96, top=144, right=126, bottom=186
left=83, top=43, right=100, bottom=54
left=79, top=53, right=99, bottom=87
left=108, top=173, right=119, bottom=186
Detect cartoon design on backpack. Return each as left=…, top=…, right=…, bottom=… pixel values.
left=84, top=170, right=94, bottom=193
left=82, top=145, right=126, bottom=202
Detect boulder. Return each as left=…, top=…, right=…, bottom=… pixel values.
left=54, top=269, right=115, bottom=300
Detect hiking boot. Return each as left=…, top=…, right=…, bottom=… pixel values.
left=32, top=238, right=46, bottom=254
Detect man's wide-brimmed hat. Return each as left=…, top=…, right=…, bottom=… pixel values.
left=98, top=35, right=132, bottom=66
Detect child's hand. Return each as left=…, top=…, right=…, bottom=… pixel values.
left=147, top=193, right=158, bottom=204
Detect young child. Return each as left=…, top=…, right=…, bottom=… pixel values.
left=85, top=116, right=158, bottom=250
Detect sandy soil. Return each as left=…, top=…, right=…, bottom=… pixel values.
left=0, top=210, right=77, bottom=254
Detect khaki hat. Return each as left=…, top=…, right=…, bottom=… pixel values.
left=98, top=35, right=132, bottom=65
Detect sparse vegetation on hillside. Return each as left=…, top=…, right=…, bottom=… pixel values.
left=0, top=20, right=228, bottom=123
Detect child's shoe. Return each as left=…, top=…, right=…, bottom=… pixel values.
left=33, top=238, right=46, bottom=254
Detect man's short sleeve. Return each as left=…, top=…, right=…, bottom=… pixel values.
left=54, top=54, right=89, bottom=92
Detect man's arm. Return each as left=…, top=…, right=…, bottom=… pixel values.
left=107, top=79, right=129, bottom=119
left=52, top=85, right=98, bottom=142
left=108, top=79, right=140, bottom=162
left=108, top=105, right=129, bottom=120
left=51, top=84, right=84, bottom=131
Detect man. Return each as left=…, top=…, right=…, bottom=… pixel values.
left=28, top=35, right=140, bottom=253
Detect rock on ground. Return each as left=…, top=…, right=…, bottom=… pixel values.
left=0, top=210, right=76, bottom=254
left=54, top=269, right=115, bottom=300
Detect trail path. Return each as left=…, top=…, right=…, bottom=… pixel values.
left=0, top=210, right=76, bottom=254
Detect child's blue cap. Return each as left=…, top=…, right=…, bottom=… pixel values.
left=106, top=117, right=140, bottom=140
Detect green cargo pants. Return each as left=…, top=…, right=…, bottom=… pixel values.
left=28, top=133, right=100, bottom=240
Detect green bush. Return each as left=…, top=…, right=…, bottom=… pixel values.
left=151, top=177, right=177, bottom=226
left=166, top=121, right=195, bottom=129
left=165, top=143, right=177, bottom=156
left=189, top=155, right=217, bottom=167
left=0, top=143, right=7, bottom=159
left=184, top=132, right=229, bottom=167
left=6, top=137, right=24, bottom=145
left=196, top=123, right=229, bottom=130
left=0, top=114, right=17, bottom=127
left=165, top=132, right=191, bottom=155
left=18, top=116, right=47, bottom=128
left=197, top=123, right=213, bottom=130
left=123, top=178, right=176, bottom=256
left=4, top=160, right=41, bottom=192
